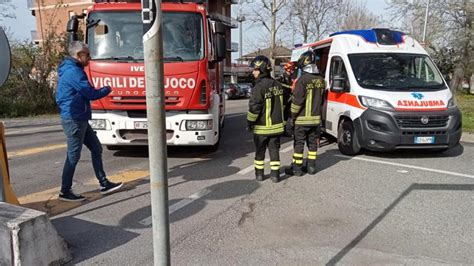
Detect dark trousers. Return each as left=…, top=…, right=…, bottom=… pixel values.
left=292, top=125, right=319, bottom=166
left=254, top=135, right=281, bottom=171
left=61, top=119, right=107, bottom=193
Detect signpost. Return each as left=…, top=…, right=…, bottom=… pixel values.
left=141, top=0, right=171, bottom=264
left=0, top=26, right=12, bottom=203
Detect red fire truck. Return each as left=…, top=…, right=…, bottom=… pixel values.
left=67, top=0, right=227, bottom=150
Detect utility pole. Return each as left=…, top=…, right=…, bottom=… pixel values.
left=422, top=0, right=430, bottom=43
left=237, top=15, right=245, bottom=60
left=270, top=0, right=276, bottom=77
left=141, top=0, right=170, bottom=265
left=237, top=0, right=246, bottom=60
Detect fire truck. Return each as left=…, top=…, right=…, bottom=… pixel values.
left=67, top=0, right=227, bottom=150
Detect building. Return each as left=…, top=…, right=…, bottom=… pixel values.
left=225, top=45, right=292, bottom=83
left=27, top=0, right=238, bottom=66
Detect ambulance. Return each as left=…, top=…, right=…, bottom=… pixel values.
left=291, top=28, right=462, bottom=155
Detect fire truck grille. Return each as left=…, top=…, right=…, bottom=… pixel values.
left=395, top=115, right=449, bottom=128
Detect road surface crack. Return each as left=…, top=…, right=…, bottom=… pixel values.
left=238, top=202, right=256, bottom=226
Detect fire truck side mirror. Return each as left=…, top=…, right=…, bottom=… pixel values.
left=215, top=22, right=225, bottom=35
left=330, top=76, right=345, bottom=93
left=216, top=35, right=226, bottom=61
left=67, top=17, right=79, bottom=33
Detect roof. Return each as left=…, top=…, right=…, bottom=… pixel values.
left=239, top=46, right=292, bottom=61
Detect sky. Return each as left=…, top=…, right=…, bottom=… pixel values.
left=1, top=0, right=389, bottom=59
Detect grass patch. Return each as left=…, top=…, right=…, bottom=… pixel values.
left=456, top=92, right=474, bottom=132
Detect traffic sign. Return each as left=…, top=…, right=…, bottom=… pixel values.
left=0, top=27, right=11, bottom=87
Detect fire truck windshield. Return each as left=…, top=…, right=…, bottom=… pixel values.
left=87, top=11, right=204, bottom=62
left=348, top=53, right=445, bottom=91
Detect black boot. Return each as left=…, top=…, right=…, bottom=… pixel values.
left=306, top=159, right=317, bottom=175
left=270, top=170, right=280, bottom=183
left=284, top=163, right=304, bottom=176
left=255, top=168, right=264, bottom=181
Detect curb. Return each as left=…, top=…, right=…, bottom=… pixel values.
left=461, top=132, right=474, bottom=143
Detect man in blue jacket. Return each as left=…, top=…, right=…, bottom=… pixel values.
left=56, top=41, right=122, bottom=201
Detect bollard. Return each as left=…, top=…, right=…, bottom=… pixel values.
left=0, top=122, right=19, bottom=205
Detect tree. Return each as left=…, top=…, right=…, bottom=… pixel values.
left=387, top=0, right=473, bottom=91
left=0, top=0, right=15, bottom=22
left=0, top=1, right=69, bottom=117
left=247, top=0, right=289, bottom=75
left=336, top=0, right=381, bottom=31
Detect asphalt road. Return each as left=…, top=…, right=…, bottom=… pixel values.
left=3, top=99, right=473, bottom=265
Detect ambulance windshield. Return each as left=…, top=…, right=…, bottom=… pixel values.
left=87, top=11, right=204, bottom=62
left=349, top=53, right=445, bottom=91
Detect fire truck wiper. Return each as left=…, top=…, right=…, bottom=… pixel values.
left=163, top=56, right=184, bottom=62
left=94, top=56, right=141, bottom=62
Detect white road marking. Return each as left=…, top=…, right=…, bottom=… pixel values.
left=397, top=170, right=409, bottom=174
left=139, top=188, right=212, bottom=226
left=336, top=155, right=474, bottom=179
left=238, top=159, right=269, bottom=175
left=6, top=125, right=62, bottom=136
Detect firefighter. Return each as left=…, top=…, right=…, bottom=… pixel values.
left=247, top=55, right=285, bottom=183
left=285, top=50, right=325, bottom=176
left=280, top=61, right=296, bottom=136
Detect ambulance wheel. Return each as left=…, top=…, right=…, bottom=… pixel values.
left=337, top=120, right=360, bottom=156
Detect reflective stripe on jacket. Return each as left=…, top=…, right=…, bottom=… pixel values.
left=247, top=76, right=285, bottom=136
left=291, top=73, right=325, bottom=126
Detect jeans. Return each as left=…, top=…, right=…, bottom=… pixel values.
left=61, top=119, right=107, bottom=193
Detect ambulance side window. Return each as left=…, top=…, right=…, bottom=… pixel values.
left=330, top=56, right=350, bottom=92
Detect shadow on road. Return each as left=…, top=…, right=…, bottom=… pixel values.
left=326, top=183, right=474, bottom=265
left=52, top=216, right=140, bottom=265
left=361, top=142, right=465, bottom=159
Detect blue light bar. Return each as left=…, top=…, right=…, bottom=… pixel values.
left=330, top=28, right=405, bottom=45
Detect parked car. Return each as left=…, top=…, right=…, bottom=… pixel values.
left=238, top=83, right=253, bottom=97
left=224, top=83, right=245, bottom=100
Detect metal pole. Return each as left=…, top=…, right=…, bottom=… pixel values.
left=141, top=0, right=170, bottom=265
left=422, top=0, right=430, bottom=43
left=0, top=123, right=6, bottom=202
left=239, top=20, right=243, bottom=59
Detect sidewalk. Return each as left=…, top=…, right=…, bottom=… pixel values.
left=461, top=131, right=474, bottom=143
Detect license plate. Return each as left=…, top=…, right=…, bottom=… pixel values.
left=414, top=136, right=435, bottom=144
left=134, top=121, right=148, bottom=129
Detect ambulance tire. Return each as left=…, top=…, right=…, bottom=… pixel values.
left=337, top=120, right=361, bottom=156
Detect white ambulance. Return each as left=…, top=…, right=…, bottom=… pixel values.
left=291, top=28, right=462, bottom=155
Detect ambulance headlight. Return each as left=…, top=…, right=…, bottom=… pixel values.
left=447, top=97, right=457, bottom=108
left=185, top=120, right=213, bottom=131
left=359, top=96, right=394, bottom=110
left=89, top=119, right=107, bottom=130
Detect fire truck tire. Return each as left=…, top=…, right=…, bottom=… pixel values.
left=337, top=120, right=360, bottom=156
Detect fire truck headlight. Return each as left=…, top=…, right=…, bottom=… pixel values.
left=89, top=119, right=107, bottom=130
left=359, top=96, right=394, bottom=110
left=185, top=120, right=213, bottom=131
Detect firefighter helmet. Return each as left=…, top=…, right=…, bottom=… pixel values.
left=298, top=50, right=319, bottom=74
left=297, top=50, right=316, bottom=69
left=250, top=55, right=272, bottom=74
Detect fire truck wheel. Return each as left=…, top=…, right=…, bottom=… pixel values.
left=337, top=120, right=360, bottom=156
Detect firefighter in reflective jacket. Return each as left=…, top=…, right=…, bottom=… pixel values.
left=280, top=61, right=296, bottom=136
left=285, top=51, right=325, bottom=176
left=247, top=55, right=285, bottom=183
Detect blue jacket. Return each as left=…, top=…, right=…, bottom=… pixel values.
left=56, top=57, right=111, bottom=121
